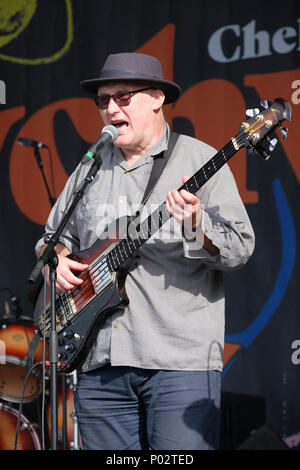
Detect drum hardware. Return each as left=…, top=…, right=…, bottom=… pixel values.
left=0, top=401, right=42, bottom=450
left=0, top=322, right=46, bottom=403
left=69, top=370, right=81, bottom=450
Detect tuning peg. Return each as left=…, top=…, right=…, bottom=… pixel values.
left=258, top=144, right=271, bottom=160
left=260, top=100, right=272, bottom=109
left=246, top=139, right=272, bottom=161
left=268, top=137, right=278, bottom=152
left=246, top=108, right=260, bottom=118
left=262, top=151, right=271, bottom=160
left=246, top=143, right=262, bottom=158
left=247, top=145, right=256, bottom=156
left=279, top=125, right=288, bottom=139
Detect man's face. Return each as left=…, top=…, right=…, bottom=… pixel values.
left=97, top=81, right=164, bottom=155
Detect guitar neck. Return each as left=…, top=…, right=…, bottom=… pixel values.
left=107, top=132, right=243, bottom=272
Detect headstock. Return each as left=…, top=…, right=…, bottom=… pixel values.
left=238, top=98, right=292, bottom=160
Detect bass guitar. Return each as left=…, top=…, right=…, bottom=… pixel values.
left=33, top=98, right=291, bottom=373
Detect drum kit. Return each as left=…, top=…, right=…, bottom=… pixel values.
left=0, top=303, right=81, bottom=450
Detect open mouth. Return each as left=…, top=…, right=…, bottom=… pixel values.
left=112, top=121, right=128, bottom=131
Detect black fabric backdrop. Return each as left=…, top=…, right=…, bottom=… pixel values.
left=0, top=0, right=299, bottom=449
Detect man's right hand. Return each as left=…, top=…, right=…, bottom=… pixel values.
left=54, top=254, right=89, bottom=293
left=39, top=242, right=88, bottom=294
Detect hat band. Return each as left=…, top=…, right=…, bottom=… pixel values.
left=99, top=68, right=163, bottom=81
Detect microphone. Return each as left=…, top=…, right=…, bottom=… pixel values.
left=82, top=125, right=118, bottom=164
left=17, top=137, right=47, bottom=149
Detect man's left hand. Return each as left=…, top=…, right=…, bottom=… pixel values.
left=166, top=175, right=202, bottom=230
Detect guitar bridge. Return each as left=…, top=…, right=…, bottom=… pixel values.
left=38, top=256, right=114, bottom=337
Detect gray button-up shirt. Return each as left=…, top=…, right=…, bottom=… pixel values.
left=36, top=123, right=255, bottom=373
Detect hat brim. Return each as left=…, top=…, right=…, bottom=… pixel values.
left=80, top=76, right=181, bottom=105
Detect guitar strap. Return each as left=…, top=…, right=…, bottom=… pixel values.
left=140, top=131, right=179, bottom=207
left=119, top=131, right=179, bottom=274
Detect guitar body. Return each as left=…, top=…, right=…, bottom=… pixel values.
left=33, top=215, right=132, bottom=373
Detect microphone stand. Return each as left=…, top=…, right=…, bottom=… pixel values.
left=33, top=147, right=56, bottom=208
left=29, top=151, right=103, bottom=450
left=31, top=144, right=61, bottom=447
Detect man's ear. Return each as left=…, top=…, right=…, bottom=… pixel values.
left=152, top=89, right=165, bottom=110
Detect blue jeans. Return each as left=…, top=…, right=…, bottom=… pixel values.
left=74, top=365, right=221, bottom=450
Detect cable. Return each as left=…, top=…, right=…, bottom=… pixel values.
left=14, top=359, right=62, bottom=450
left=0, top=286, right=14, bottom=295
left=14, top=361, right=44, bottom=450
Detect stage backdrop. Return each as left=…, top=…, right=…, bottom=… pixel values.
left=0, top=0, right=299, bottom=449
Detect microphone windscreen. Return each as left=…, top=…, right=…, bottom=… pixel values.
left=102, top=125, right=119, bottom=141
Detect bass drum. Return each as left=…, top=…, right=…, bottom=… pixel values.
left=0, top=321, right=47, bottom=403
left=0, top=402, right=41, bottom=450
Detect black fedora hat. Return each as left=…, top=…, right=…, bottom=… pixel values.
left=80, top=52, right=181, bottom=104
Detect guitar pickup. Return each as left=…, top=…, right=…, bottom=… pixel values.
left=89, top=257, right=112, bottom=293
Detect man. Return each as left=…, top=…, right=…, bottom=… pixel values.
left=36, top=52, right=255, bottom=450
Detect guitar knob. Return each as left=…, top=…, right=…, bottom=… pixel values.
left=260, top=100, right=272, bottom=109
left=280, top=125, right=288, bottom=139
left=65, top=343, right=75, bottom=353
left=63, top=329, right=74, bottom=338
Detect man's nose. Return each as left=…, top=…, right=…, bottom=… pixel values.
left=107, top=97, right=121, bottom=113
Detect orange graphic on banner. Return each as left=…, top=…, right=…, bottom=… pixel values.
left=8, top=24, right=262, bottom=226
left=9, top=98, right=100, bottom=225
left=223, top=342, right=242, bottom=365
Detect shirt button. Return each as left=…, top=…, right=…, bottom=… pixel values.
left=113, top=323, right=118, bottom=328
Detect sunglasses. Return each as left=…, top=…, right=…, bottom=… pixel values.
left=94, top=87, right=154, bottom=110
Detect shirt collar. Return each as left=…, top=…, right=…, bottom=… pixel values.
left=110, top=121, right=170, bottom=160
left=145, top=121, right=169, bottom=158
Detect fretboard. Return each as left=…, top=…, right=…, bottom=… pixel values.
left=107, top=132, right=244, bottom=272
